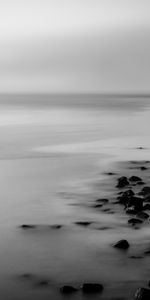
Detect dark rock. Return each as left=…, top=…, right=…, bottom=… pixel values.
left=144, top=196, right=150, bottom=203
left=19, top=273, right=34, bottom=280
left=96, top=198, right=109, bottom=204
left=82, top=283, right=103, bottom=294
left=124, top=189, right=135, bottom=197
left=20, top=224, right=36, bottom=229
left=75, top=221, right=92, bottom=226
left=117, top=190, right=134, bottom=205
left=126, top=207, right=137, bottom=215
left=102, top=208, right=111, bottom=212
left=128, top=218, right=143, bottom=225
left=50, top=225, right=62, bottom=229
left=136, top=181, right=145, bottom=185
left=98, top=226, right=112, bottom=230
left=36, top=280, right=50, bottom=287
left=113, top=239, right=130, bottom=249
left=127, top=197, right=143, bottom=212
left=129, top=176, right=142, bottom=182
left=60, top=285, right=78, bottom=294
left=129, top=255, right=143, bottom=259
left=105, top=172, right=116, bottom=175
left=140, top=187, right=150, bottom=196
left=116, top=176, right=129, bottom=188
left=93, top=204, right=103, bottom=208
left=137, top=147, right=144, bottom=149
left=140, top=166, right=147, bottom=171
left=134, top=287, right=150, bottom=299
left=144, top=250, right=150, bottom=255
left=136, top=212, right=149, bottom=219
left=143, top=204, right=150, bottom=210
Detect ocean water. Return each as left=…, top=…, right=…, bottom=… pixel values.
left=0, top=94, right=150, bottom=299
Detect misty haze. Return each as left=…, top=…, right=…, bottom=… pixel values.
left=0, top=1, right=150, bottom=300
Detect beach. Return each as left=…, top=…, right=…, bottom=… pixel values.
left=0, top=94, right=150, bottom=299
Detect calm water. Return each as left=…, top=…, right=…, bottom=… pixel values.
left=0, top=94, right=150, bottom=299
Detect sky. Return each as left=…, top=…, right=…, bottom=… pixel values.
left=0, top=0, right=150, bottom=93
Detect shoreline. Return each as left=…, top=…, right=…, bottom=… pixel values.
left=1, top=156, right=150, bottom=299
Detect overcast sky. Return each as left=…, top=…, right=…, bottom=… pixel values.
left=0, top=0, right=150, bottom=93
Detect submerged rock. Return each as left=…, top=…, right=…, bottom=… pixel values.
left=126, top=207, right=137, bottom=215
left=140, top=166, right=147, bottom=171
left=144, top=250, right=150, bottom=255
left=136, top=212, right=149, bottom=219
left=75, top=221, right=92, bottom=226
left=18, top=273, right=34, bottom=280
left=93, top=204, right=103, bottom=208
left=129, top=255, right=143, bottom=259
left=96, top=198, right=109, bottom=204
left=118, top=189, right=134, bottom=205
left=136, top=181, right=145, bottom=186
left=82, top=283, right=103, bottom=294
left=113, top=239, right=130, bottom=249
left=36, top=280, right=50, bottom=287
left=60, top=285, right=78, bottom=294
left=20, top=224, right=36, bottom=229
left=134, top=287, right=150, bottom=300
left=144, top=196, right=150, bottom=203
left=128, top=218, right=143, bottom=225
left=143, top=204, right=150, bottom=210
left=50, top=225, right=63, bottom=229
left=140, top=186, right=150, bottom=196
left=127, top=197, right=143, bottom=212
left=129, top=176, right=142, bottom=182
left=105, top=172, right=116, bottom=175
left=116, top=176, right=129, bottom=188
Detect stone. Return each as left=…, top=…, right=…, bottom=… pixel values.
left=117, top=190, right=134, bottom=205
left=82, top=283, right=103, bottom=294
left=96, top=198, right=109, bottom=204
left=128, top=218, right=143, bottom=225
left=143, top=204, right=150, bottom=210
left=144, top=250, right=150, bottom=255
left=137, top=181, right=145, bottom=185
left=140, top=166, right=147, bottom=171
left=126, top=207, right=137, bottom=215
left=129, top=255, right=143, bottom=259
left=36, top=280, right=50, bottom=287
left=136, top=212, right=149, bottom=219
left=19, top=273, right=34, bottom=280
left=75, top=221, right=92, bottom=226
left=60, top=285, right=78, bottom=294
left=140, top=187, right=150, bottom=196
left=144, top=195, right=150, bottom=203
left=129, top=176, right=142, bottom=182
left=106, top=172, right=116, bottom=175
left=50, top=225, right=62, bottom=229
left=116, top=176, right=129, bottom=188
left=20, top=224, right=36, bottom=229
left=127, top=197, right=143, bottom=212
left=93, top=204, right=103, bottom=208
left=113, top=239, right=130, bottom=249
left=134, top=287, right=150, bottom=299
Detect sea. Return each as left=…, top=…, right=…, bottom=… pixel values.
left=0, top=94, right=150, bottom=299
